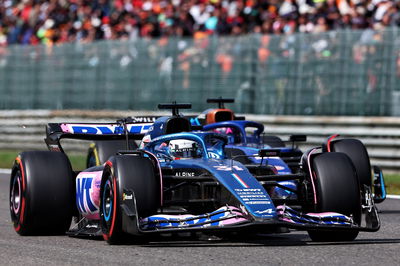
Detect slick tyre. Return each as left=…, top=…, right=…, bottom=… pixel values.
left=10, top=151, right=74, bottom=235
left=329, top=138, right=372, bottom=189
left=307, top=152, right=361, bottom=241
left=86, top=140, right=138, bottom=168
left=100, top=155, right=160, bottom=244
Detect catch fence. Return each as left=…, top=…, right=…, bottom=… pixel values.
left=0, top=28, right=399, bottom=115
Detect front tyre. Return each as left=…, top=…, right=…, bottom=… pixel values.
left=329, top=138, right=372, bottom=190
left=100, top=155, right=160, bottom=244
left=307, top=152, right=361, bottom=241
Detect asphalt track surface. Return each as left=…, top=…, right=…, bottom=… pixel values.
left=0, top=173, right=399, bottom=265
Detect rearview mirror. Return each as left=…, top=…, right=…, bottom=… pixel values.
left=259, top=149, right=281, bottom=157
left=373, top=166, right=386, bottom=203
left=289, top=135, right=307, bottom=142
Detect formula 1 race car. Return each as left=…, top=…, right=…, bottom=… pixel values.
left=140, top=103, right=386, bottom=210
left=190, top=98, right=306, bottom=171
left=9, top=104, right=386, bottom=244
left=202, top=120, right=303, bottom=172
left=191, top=98, right=386, bottom=202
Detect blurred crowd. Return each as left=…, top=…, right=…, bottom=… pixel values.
left=0, top=0, right=400, bottom=46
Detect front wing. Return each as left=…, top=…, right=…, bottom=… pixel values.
left=118, top=190, right=380, bottom=235
left=67, top=187, right=380, bottom=238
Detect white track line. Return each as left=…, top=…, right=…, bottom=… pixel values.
left=0, top=169, right=10, bottom=174
left=0, top=168, right=400, bottom=199
left=387, top=195, right=400, bottom=199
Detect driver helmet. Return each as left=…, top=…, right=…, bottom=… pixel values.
left=169, top=139, right=200, bottom=159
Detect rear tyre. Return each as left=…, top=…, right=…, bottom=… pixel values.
left=86, top=140, right=138, bottom=168
left=10, top=151, right=74, bottom=235
left=307, top=152, right=361, bottom=241
left=100, top=155, right=160, bottom=244
left=329, top=139, right=372, bottom=189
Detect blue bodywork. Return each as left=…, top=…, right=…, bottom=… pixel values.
left=144, top=132, right=279, bottom=220
left=140, top=131, right=361, bottom=231
left=145, top=115, right=297, bottom=198
left=202, top=121, right=299, bottom=197
left=203, top=120, right=264, bottom=145
left=142, top=117, right=299, bottom=199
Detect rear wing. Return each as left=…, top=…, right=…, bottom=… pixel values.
left=45, top=116, right=157, bottom=152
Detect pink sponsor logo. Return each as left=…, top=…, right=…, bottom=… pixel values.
left=76, top=171, right=103, bottom=220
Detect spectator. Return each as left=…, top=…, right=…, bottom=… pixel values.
left=0, top=0, right=399, bottom=46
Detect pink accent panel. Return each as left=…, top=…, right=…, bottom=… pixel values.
left=306, top=212, right=345, bottom=217
left=220, top=216, right=248, bottom=225
left=90, top=171, right=103, bottom=209
left=76, top=170, right=103, bottom=220
left=307, top=148, right=318, bottom=205
left=144, top=214, right=194, bottom=220
left=142, top=206, right=248, bottom=227
left=60, top=124, right=70, bottom=133
left=225, top=128, right=233, bottom=134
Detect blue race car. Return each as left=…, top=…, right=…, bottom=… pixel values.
left=193, top=98, right=386, bottom=208
left=9, top=103, right=385, bottom=244
left=190, top=98, right=305, bottom=171
left=202, top=120, right=304, bottom=172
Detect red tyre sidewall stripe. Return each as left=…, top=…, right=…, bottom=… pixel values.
left=108, top=175, right=117, bottom=238
left=15, top=157, right=26, bottom=232
left=326, top=134, right=339, bottom=152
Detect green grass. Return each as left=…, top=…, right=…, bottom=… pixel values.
left=0, top=150, right=86, bottom=171
left=67, top=154, right=87, bottom=171
left=383, top=174, right=400, bottom=195
left=1, top=150, right=400, bottom=195
left=0, top=150, right=19, bottom=169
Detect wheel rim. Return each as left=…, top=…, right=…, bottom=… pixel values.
left=102, top=179, right=113, bottom=222
left=10, top=172, right=22, bottom=215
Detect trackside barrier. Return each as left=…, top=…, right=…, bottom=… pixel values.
left=0, top=110, right=399, bottom=172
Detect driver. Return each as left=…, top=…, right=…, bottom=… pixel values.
left=168, top=139, right=201, bottom=159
